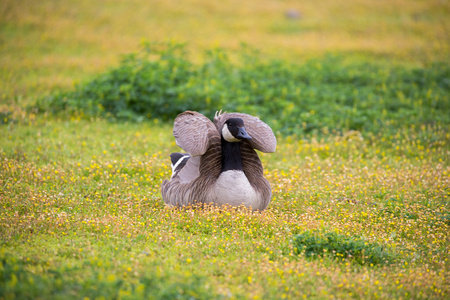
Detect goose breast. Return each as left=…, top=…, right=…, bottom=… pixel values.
left=209, top=170, right=259, bottom=209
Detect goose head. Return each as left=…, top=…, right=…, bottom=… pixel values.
left=221, top=118, right=252, bottom=142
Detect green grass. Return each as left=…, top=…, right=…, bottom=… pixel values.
left=1, top=0, right=449, bottom=106
left=1, top=249, right=217, bottom=299
left=1, top=0, right=450, bottom=299
left=1, top=116, right=449, bottom=299
left=33, top=42, right=450, bottom=136
left=293, top=231, right=397, bottom=266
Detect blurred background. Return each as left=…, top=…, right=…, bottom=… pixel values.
left=1, top=0, right=449, bottom=108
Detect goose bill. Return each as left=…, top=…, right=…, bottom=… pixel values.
left=236, top=127, right=252, bottom=141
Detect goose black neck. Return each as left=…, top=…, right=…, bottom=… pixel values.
left=221, top=137, right=243, bottom=172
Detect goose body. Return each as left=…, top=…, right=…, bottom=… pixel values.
left=161, top=111, right=276, bottom=210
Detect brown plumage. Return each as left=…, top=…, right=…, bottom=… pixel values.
left=161, top=110, right=276, bottom=210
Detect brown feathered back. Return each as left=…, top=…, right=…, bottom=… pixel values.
left=240, top=141, right=272, bottom=209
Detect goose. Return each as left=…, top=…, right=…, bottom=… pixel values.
left=161, top=110, right=276, bottom=210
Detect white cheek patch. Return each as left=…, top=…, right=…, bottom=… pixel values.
left=222, top=124, right=240, bottom=142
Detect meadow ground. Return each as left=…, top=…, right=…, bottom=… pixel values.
left=1, top=117, right=449, bottom=299
left=1, top=0, right=449, bottom=299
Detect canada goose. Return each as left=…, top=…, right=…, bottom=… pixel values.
left=161, top=110, right=276, bottom=210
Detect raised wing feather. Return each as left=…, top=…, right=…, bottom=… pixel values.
left=173, top=111, right=220, bottom=156
left=214, top=111, right=276, bottom=153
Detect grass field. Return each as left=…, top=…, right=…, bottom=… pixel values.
left=1, top=0, right=449, bottom=299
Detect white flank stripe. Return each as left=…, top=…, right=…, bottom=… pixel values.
left=170, top=155, right=190, bottom=179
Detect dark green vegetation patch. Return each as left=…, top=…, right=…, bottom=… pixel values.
left=293, top=231, right=397, bottom=266
left=0, top=253, right=219, bottom=300
left=36, top=43, right=450, bottom=136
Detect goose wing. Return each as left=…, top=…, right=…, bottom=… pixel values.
left=214, top=111, right=277, bottom=153
left=173, top=111, right=220, bottom=156
left=162, top=111, right=221, bottom=206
